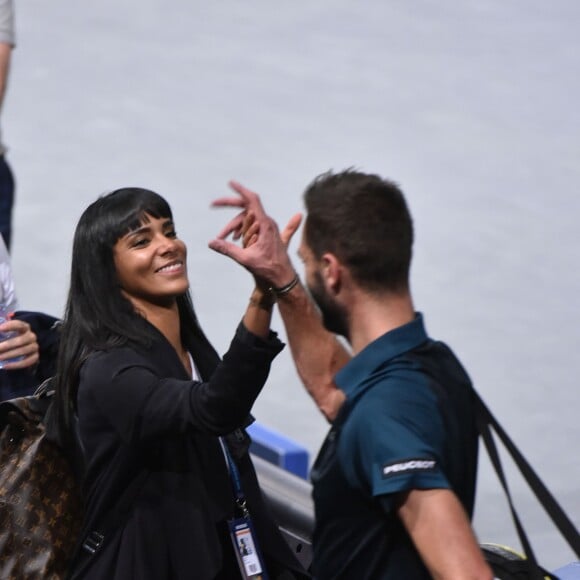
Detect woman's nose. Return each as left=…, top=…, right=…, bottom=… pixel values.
left=156, top=235, right=179, bottom=254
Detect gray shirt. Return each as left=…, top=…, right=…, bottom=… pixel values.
left=0, top=0, right=14, bottom=46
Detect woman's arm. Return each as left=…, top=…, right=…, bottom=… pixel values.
left=79, top=327, right=284, bottom=444
left=242, top=286, right=275, bottom=339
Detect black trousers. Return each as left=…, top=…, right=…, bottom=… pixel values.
left=0, top=154, right=15, bottom=250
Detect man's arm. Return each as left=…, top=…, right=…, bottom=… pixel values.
left=395, top=488, right=493, bottom=580
left=209, top=181, right=350, bottom=421
left=275, top=280, right=349, bottom=421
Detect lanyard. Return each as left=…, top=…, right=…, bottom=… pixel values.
left=220, top=437, right=270, bottom=580
left=221, top=437, right=249, bottom=516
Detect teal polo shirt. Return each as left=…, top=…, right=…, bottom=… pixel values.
left=336, top=313, right=450, bottom=503
left=310, top=313, right=478, bottom=580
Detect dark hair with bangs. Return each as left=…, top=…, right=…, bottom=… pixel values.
left=303, top=169, right=414, bottom=294
left=54, top=187, right=211, bottom=447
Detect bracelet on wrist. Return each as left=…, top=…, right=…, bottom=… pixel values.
left=269, top=273, right=299, bottom=297
left=249, top=294, right=275, bottom=311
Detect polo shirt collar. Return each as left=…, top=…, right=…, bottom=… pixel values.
left=335, top=312, right=429, bottom=399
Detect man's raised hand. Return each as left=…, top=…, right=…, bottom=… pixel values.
left=209, top=181, right=300, bottom=288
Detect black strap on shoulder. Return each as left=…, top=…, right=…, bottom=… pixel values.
left=474, top=391, right=579, bottom=578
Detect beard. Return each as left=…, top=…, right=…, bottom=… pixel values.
left=308, top=270, right=349, bottom=339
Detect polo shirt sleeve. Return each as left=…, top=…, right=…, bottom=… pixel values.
left=337, top=376, right=450, bottom=509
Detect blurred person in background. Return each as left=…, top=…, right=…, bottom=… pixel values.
left=0, top=0, right=15, bottom=250
left=0, top=233, right=60, bottom=401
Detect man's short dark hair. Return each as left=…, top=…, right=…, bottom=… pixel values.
left=303, top=169, right=414, bottom=294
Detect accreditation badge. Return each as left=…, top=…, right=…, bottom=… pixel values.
left=227, top=516, right=269, bottom=580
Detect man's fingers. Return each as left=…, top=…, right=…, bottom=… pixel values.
left=214, top=212, right=246, bottom=240
left=243, top=221, right=260, bottom=248
left=211, top=180, right=260, bottom=209
left=241, top=212, right=256, bottom=233
left=228, top=181, right=267, bottom=215
left=238, top=212, right=255, bottom=243
left=208, top=239, right=245, bottom=263
left=280, top=213, right=303, bottom=247
left=211, top=197, right=245, bottom=209
left=228, top=180, right=257, bottom=199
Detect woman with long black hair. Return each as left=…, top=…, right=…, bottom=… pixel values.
left=54, top=187, right=308, bottom=580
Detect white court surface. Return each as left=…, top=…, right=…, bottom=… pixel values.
left=7, top=0, right=580, bottom=570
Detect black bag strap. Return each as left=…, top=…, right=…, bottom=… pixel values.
left=474, top=391, right=580, bottom=577
left=477, top=406, right=546, bottom=579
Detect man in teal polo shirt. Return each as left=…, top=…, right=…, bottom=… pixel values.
left=309, top=311, right=481, bottom=578
left=210, top=170, right=492, bottom=579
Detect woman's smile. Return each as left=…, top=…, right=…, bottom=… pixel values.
left=155, top=260, right=185, bottom=274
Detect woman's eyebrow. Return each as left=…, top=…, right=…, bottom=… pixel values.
left=124, top=218, right=173, bottom=238
left=125, top=224, right=152, bottom=238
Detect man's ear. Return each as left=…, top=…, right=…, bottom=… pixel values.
left=321, top=252, right=342, bottom=294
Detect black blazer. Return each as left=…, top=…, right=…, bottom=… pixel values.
left=71, top=321, right=309, bottom=580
